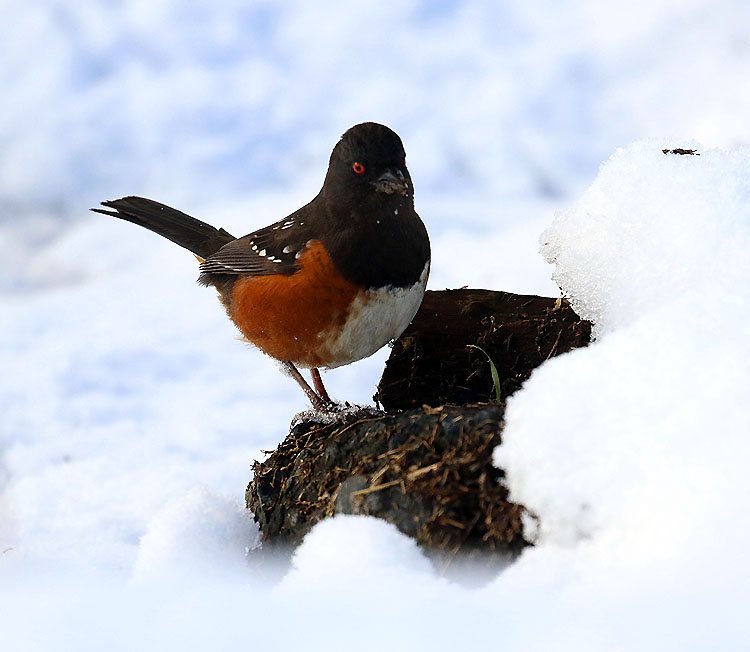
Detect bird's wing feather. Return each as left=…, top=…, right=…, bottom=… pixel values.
left=198, top=214, right=311, bottom=279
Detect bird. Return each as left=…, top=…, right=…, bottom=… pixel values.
left=93, top=122, right=431, bottom=411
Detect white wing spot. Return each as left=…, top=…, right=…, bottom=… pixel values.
left=258, top=249, right=266, bottom=257
left=251, top=244, right=258, bottom=251
left=295, top=250, right=304, bottom=260
left=282, top=245, right=294, bottom=254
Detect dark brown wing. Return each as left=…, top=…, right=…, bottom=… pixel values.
left=198, top=211, right=312, bottom=282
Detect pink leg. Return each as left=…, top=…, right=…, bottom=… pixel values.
left=311, top=367, right=332, bottom=404
left=281, top=361, right=327, bottom=410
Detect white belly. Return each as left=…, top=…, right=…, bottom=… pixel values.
left=322, top=262, right=429, bottom=369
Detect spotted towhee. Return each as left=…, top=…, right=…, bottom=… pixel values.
left=94, top=123, right=431, bottom=410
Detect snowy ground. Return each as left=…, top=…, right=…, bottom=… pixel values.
left=2, top=2, right=750, bottom=650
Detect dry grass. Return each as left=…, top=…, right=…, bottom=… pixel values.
left=247, top=403, right=530, bottom=564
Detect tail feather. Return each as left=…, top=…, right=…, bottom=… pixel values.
left=92, top=196, right=236, bottom=259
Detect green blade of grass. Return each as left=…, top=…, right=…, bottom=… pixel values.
left=467, top=344, right=502, bottom=403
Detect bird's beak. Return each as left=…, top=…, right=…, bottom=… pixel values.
left=372, top=167, right=409, bottom=195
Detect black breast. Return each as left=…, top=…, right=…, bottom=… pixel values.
left=322, top=203, right=430, bottom=290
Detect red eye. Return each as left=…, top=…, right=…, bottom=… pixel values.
left=352, top=162, right=365, bottom=175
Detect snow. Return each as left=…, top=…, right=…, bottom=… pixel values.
left=495, top=143, right=750, bottom=646
left=132, top=486, right=258, bottom=583
left=2, top=1, right=750, bottom=650
left=540, top=142, right=750, bottom=336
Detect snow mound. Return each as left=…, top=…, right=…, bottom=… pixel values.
left=495, top=143, right=750, bottom=642
left=540, top=141, right=750, bottom=335
left=132, top=486, right=258, bottom=583
left=280, top=515, right=434, bottom=590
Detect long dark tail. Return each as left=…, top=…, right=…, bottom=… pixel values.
left=92, top=196, right=236, bottom=260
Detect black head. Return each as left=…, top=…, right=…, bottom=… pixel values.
left=314, top=123, right=429, bottom=290
left=322, top=122, right=413, bottom=205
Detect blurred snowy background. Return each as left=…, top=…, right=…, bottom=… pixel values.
left=6, top=0, right=750, bottom=293
left=2, top=1, right=750, bottom=650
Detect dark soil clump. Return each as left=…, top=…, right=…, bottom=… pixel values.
left=247, top=403, right=529, bottom=567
